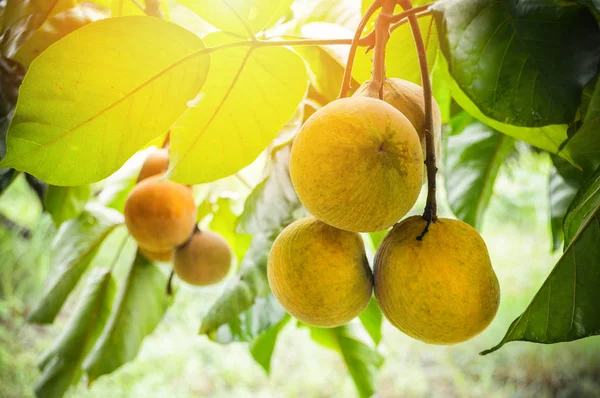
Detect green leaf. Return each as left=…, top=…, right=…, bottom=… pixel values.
left=13, top=4, right=106, bottom=67
left=209, top=197, right=252, bottom=262
left=310, top=324, right=384, bottom=398
left=563, top=166, right=600, bottom=246
left=296, top=0, right=360, bottom=30
left=0, top=57, right=24, bottom=159
left=445, top=118, right=515, bottom=229
left=250, top=314, right=290, bottom=374
left=353, top=14, right=438, bottom=87
left=0, top=16, right=210, bottom=185
left=436, top=52, right=572, bottom=158
left=1, top=0, right=76, bottom=57
left=433, top=0, right=600, bottom=126
left=358, top=298, right=382, bottom=346
left=35, top=267, right=117, bottom=398
left=111, top=0, right=146, bottom=17
left=237, top=145, right=301, bottom=235
left=549, top=156, right=586, bottom=251
left=483, top=166, right=600, bottom=355
left=178, top=0, right=292, bottom=37
left=199, top=234, right=275, bottom=336
left=83, top=252, right=171, bottom=382
left=562, top=76, right=600, bottom=171
left=169, top=33, right=307, bottom=184
left=209, top=293, right=287, bottom=344
left=28, top=204, right=123, bottom=324
left=44, top=184, right=92, bottom=227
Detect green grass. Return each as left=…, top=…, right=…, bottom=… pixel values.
left=1, top=151, right=600, bottom=398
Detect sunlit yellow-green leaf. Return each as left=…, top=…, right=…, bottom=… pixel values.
left=353, top=14, right=438, bottom=86
left=178, top=0, right=292, bottom=37
left=169, top=34, right=307, bottom=184
left=0, top=16, right=210, bottom=186
left=111, top=0, right=145, bottom=16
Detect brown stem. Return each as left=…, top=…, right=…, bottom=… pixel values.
left=338, top=0, right=383, bottom=98
left=145, top=0, right=164, bottom=18
left=355, top=9, right=432, bottom=48
left=390, top=10, right=433, bottom=33
left=370, top=0, right=396, bottom=98
left=162, top=131, right=170, bottom=148
left=166, top=269, right=174, bottom=295
left=389, top=4, right=431, bottom=23
left=397, top=0, right=437, bottom=238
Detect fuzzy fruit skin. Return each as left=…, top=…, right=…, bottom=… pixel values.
left=374, top=216, right=500, bottom=345
left=354, top=78, right=442, bottom=183
left=173, top=230, right=232, bottom=286
left=140, top=247, right=172, bottom=262
left=290, top=97, right=423, bottom=232
left=268, top=216, right=373, bottom=328
left=137, top=148, right=169, bottom=182
left=124, top=175, right=196, bottom=252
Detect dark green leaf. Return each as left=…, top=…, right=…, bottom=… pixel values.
left=434, top=0, right=600, bottom=126
left=359, top=298, right=382, bottom=346
left=83, top=252, right=171, bottom=382
left=562, top=76, right=600, bottom=171
left=483, top=166, right=600, bottom=354
left=44, top=185, right=92, bottom=227
left=250, top=314, right=290, bottom=374
left=35, top=267, right=116, bottom=398
left=445, top=119, right=514, bottom=229
left=310, top=324, right=384, bottom=398
left=199, top=234, right=275, bottom=337
left=28, top=204, right=123, bottom=324
left=549, top=156, right=586, bottom=251
left=237, top=145, right=302, bottom=235
left=208, top=293, right=287, bottom=344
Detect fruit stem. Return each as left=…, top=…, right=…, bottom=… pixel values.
left=144, top=0, right=163, bottom=18
left=397, top=0, right=438, bottom=238
left=166, top=269, right=174, bottom=295
left=370, top=0, right=396, bottom=99
left=338, top=0, right=383, bottom=98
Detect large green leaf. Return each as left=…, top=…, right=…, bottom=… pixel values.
left=169, top=33, right=307, bottom=184
left=237, top=145, right=301, bottom=235
left=250, top=314, right=290, bottom=374
left=0, top=16, right=209, bottom=185
left=296, top=0, right=360, bottom=30
left=358, top=298, right=382, bottom=346
left=198, top=234, right=275, bottom=336
left=436, top=53, right=572, bottom=157
left=310, top=324, right=384, bottom=398
left=445, top=118, right=515, bottom=229
left=353, top=14, right=438, bottom=87
left=35, top=268, right=117, bottom=398
left=1, top=0, right=76, bottom=57
left=28, top=204, right=123, bottom=324
left=548, top=156, right=586, bottom=251
left=83, top=252, right=171, bottom=382
left=562, top=76, right=600, bottom=171
left=44, top=184, right=92, bottom=227
left=433, top=0, right=600, bottom=126
left=13, top=3, right=106, bottom=67
left=483, top=166, right=600, bottom=354
left=177, top=0, right=292, bottom=37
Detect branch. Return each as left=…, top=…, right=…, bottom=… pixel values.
left=396, top=0, right=437, bottom=239
left=338, top=0, right=383, bottom=98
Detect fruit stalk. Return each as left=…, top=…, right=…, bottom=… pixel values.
left=338, top=0, right=382, bottom=98
left=145, top=0, right=163, bottom=18
left=370, top=0, right=396, bottom=98
left=397, top=0, right=437, bottom=239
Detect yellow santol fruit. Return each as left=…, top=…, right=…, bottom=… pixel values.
left=124, top=175, right=196, bottom=252
left=290, top=96, right=423, bottom=232
left=354, top=78, right=442, bottom=182
left=268, top=216, right=373, bottom=327
left=140, top=247, right=173, bottom=262
left=137, top=147, right=169, bottom=182
left=173, top=230, right=232, bottom=286
left=374, top=216, right=500, bottom=345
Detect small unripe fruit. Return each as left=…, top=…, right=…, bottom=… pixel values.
left=124, top=175, right=196, bottom=252
left=173, top=230, right=232, bottom=286
left=137, top=148, right=169, bottom=182
left=374, top=216, right=500, bottom=344
left=268, top=216, right=373, bottom=328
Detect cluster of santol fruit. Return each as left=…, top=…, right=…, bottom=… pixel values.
left=123, top=148, right=233, bottom=287
left=268, top=79, right=501, bottom=345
